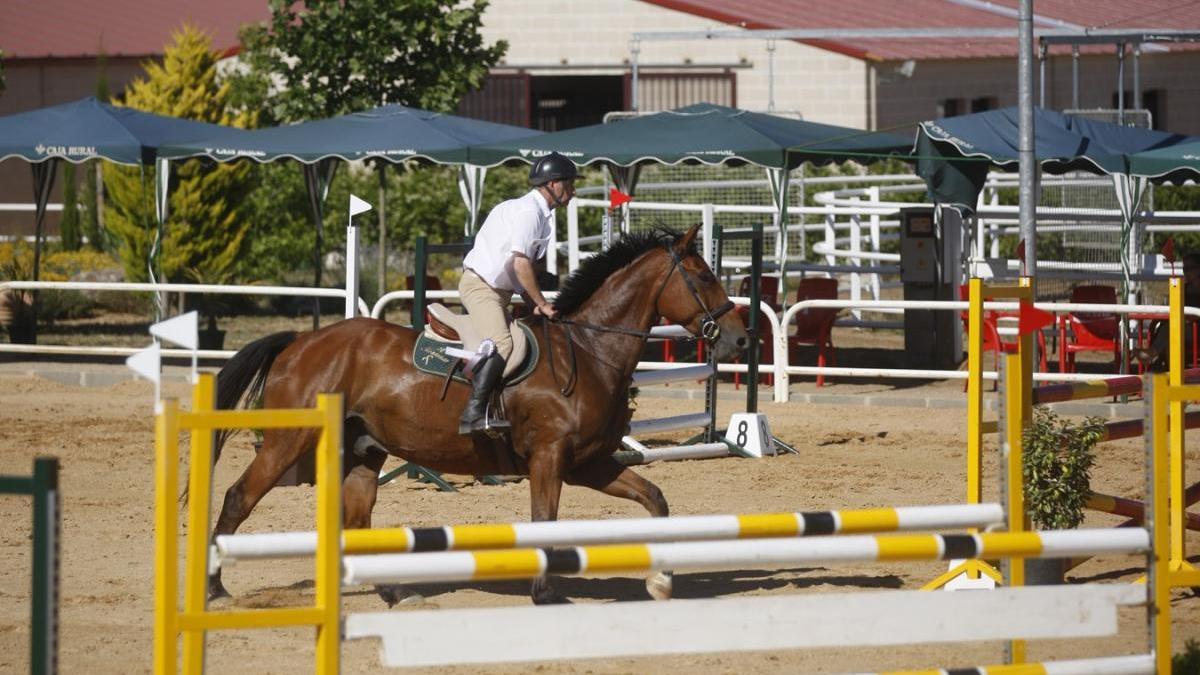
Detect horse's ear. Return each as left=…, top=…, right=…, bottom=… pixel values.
left=673, top=224, right=702, bottom=255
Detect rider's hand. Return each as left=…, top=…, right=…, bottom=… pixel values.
left=535, top=303, right=558, bottom=319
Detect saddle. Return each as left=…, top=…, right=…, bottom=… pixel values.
left=412, top=303, right=538, bottom=386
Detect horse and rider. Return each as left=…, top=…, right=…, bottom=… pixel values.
left=209, top=153, right=748, bottom=604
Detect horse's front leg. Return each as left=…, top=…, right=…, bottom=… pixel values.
left=527, top=442, right=568, bottom=605
left=566, top=454, right=673, bottom=601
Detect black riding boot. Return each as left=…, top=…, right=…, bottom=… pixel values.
left=458, top=353, right=510, bottom=435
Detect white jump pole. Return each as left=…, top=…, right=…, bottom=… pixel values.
left=345, top=195, right=372, bottom=319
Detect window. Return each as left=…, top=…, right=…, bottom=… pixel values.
left=971, top=96, right=997, bottom=113
left=457, top=70, right=737, bottom=131
left=1110, top=89, right=1162, bottom=128
left=631, top=72, right=736, bottom=112
left=938, top=98, right=964, bottom=118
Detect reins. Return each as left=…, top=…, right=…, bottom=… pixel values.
left=537, top=245, right=735, bottom=396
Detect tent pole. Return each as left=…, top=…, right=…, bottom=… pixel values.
left=630, top=40, right=641, bottom=112
left=377, top=161, right=387, bottom=300
left=29, top=160, right=59, bottom=344
left=1071, top=46, right=1080, bottom=109
left=1117, top=42, right=1126, bottom=124
left=153, top=157, right=171, bottom=321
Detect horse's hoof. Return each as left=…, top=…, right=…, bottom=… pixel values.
left=531, top=579, right=571, bottom=605
left=207, top=579, right=231, bottom=602
left=531, top=589, right=571, bottom=605
left=646, top=571, right=673, bottom=601
left=377, top=584, right=424, bottom=608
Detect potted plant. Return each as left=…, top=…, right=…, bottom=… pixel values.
left=1021, top=406, right=1104, bottom=584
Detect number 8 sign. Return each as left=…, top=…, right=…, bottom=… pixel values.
left=724, top=413, right=776, bottom=457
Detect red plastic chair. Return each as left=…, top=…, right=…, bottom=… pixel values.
left=788, top=278, right=840, bottom=387
left=1059, top=284, right=1120, bottom=373
left=733, top=276, right=781, bottom=387
left=958, top=284, right=1047, bottom=390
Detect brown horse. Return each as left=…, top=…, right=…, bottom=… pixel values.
left=209, top=224, right=747, bottom=604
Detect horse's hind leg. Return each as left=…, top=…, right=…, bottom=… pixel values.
left=208, top=426, right=318, bottom=600
left=342, top=418, right=424, bottom=607
left=566, top=455, right=673, bottom=600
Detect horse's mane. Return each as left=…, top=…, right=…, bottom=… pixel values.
left=553, top=227, right=697, bottom=315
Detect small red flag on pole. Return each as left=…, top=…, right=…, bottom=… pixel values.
left=609, top=188, right=633, bottom=209
left=1018, top=301, right=1055, bottom=337
left=1163, top=236, right=1177, bottom=275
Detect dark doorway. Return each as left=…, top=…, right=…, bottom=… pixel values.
left=530, top=75, right=625, bottom=131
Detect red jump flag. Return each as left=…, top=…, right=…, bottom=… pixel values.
left=609, top=188, right=633, bottom=209
left=1163, top=236, right=1176, bottom=265
left=1018, top=301, right=1055, bottom=337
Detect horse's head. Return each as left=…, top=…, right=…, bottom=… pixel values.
left=656, top=224, right=749, bottom=362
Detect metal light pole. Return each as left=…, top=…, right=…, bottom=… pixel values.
left=1018, top=0, right=1037, bottom=281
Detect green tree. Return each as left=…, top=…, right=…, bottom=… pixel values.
left=226, top=0, right=508, bottom=290
left=231, top=0, right=505, bottom=124
left=59, top=164, right=81, bottom=251
left=103, top=25, right=254, bottom=282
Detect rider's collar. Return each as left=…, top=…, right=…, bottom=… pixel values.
left=529, top=189, right=553, bottom=218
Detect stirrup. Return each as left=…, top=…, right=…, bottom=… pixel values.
left=470, top=416, right=510, bottom=439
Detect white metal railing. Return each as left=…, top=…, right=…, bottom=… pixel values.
left=6, top=281, right=1200, bottom=404
left=0, top=280, right=369, bottom=360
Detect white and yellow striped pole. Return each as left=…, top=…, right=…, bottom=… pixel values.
left=342, top=528, right=1148, bottom=587
left=217, top=503, right=1005, bottom=562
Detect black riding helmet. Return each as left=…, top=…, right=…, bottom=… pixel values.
left=528, top=152, right=579, bottom=186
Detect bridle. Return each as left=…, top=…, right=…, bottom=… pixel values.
left=541, top=245, right=734, bottom=396
left=551, top=245, right=734, bottom=344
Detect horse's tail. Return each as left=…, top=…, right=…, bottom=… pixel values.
left=213, top=330, right=300, bottom=465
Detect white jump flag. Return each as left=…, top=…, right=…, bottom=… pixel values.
left=150, top=311, right=198, bottom=349
left=349, top=194, right=373, bottom=217
left=126, top=343, right=163, bottom=411
left=150, top=310, right=200, bottom=383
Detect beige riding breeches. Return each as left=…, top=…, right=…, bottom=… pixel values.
left=458, top=269, right=515, bottom=361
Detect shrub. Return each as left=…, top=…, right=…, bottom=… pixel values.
left=1022, top=406, right=1104, bottom=530
left=1176, top=639, right=1200, bottom=675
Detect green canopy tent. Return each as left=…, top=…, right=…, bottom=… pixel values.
left=1128, top=138, right=1200, bottom=184
left=0, top=97, right=250, bottom=337
left=159, top=104, right=541, bottom=323
left=915, top=106, right=1193, bottom=299
left=467, top=102, right=911, bottom=289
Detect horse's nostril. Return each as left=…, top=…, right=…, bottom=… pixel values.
left=736, top=337, right=748, bottom=348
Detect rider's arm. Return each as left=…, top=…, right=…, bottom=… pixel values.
left=512, top=254, right=556, bottom=317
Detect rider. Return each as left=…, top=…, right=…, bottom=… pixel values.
left=457, top=151, right=577, bottom=435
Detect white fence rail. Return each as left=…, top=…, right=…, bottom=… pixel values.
left=8, top=278, right=1192, bottom=402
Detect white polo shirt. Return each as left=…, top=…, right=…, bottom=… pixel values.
left=463, top=189, right=553, bottom=293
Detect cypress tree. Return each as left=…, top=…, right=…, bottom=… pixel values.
left=103, top=25, right=254, bottom=282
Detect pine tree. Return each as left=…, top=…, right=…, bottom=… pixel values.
left=103, top=25, right=254, bottom=282
left=59, top=164, right=82, bottom=251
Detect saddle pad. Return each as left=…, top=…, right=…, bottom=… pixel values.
left=412, top=321, right=539, bottom=386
